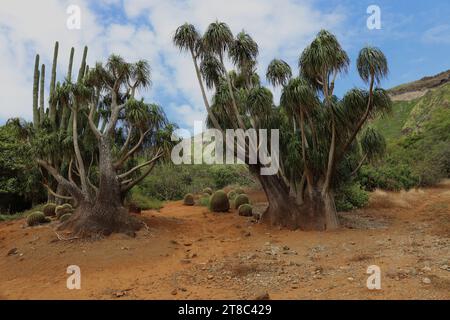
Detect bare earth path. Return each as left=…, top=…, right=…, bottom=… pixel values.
left=0, top=182, right=449, bottom=300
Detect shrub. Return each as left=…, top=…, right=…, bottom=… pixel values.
left=202, top=187, right=213, bottom=195
left=128, top=187, right=163, bottom=210
left=234, top=194, right=249, bottom=209
left=55, top=204, right=73, bottom=219
left=335, top=183, right=369, bottom=212
left=43, top=203, right=57, bottom=217
left=27, top=211, right=50, bottom=226
left=59, top=213, right=72, bottom=222
left=238, top=204, right=253, bottom=217
left=209, top=191, right=230, bottom=212
left=183, top=193, right=195, bottom=206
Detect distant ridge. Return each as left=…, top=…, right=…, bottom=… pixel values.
left=389, top=69, right=450, bottom=101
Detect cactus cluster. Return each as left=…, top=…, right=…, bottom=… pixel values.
left=27, top=212, right=51, bottom=226
left=183, top=193, right=195, bottom=206
left=56, top=203, right=74, bottom=219
left=238, top=204, right=253, bottom=217
left=209, top=190, right=230, bottom=212
left=234, top=188, right=245, bottom=195
left=227, top=190, right=237, bottom=200
left=59, top=213, right=72, bottom=222
left=43, top=203, right=57, bottom=217
left=234, top=194, right=249, bottom=209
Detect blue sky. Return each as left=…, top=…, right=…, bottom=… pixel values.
left=1, top=0, right=449, bottom=130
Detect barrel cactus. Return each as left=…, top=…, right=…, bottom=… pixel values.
left=43, top=203, right=57, bottom=217
left=59, top=213, right=72, bottom=222
left=238, top=204, right=253, bottom=217
left=227, top=190, right=237, bottom=200
left=234, top=194, right=249, bottom=209
left=209, top=190, right=230, bottom=212
left=202, top=187, right=213, bottom=195
left=235, top=188, right=245, bottom=195
left=27, top=212, right=50, bottom=226
left=183, top=193, right=195, bottom=206
left=55, top=204, right=73, bottom=219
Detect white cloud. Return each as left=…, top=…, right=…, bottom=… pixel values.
left=0, top=0, right=346, bottom=126
left=423, top=24, right=450, bottom=45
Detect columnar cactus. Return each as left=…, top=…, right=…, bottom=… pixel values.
left=49, top=41, right=59, bottom=127
left=33, top=54, right=40, bottom=128
left=39, top=64, right=45, bottom=125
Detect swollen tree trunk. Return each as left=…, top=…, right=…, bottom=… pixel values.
left=253, top=166, right=339, bottom=231
left=60, top=137, right=141, bottom=237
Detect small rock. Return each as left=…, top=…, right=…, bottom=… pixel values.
left=242, top=231, right=251, bottom=237
left=254, top=292, right=270, bottom=300
left=283, top=246, right=290, bottom=251
left=171, top=289, right=178, bottom=295
left=180, top=259, right=191, bottom=264
left=421, top=266, right=431, bottom=272
left=184, top=242, right=193, bottom=247
left=6, top=248, right=18, bottom=256
left=422, top=277, right=431, bottom=284
left=347, top=277, right=354, bottom=282
left=169, top=240, right=179, bottom=245
left=207, top=275, right=214, bottom=280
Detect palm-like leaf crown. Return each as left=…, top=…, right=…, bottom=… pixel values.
left=266, top=59, right=292, bottom=87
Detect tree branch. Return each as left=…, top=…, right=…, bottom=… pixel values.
left=120, top=161, right=157, bottom=194
left=118, top=149, right=162, bottom=179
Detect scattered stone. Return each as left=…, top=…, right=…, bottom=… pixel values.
left=207, top=275, right=214, bottom=280
left=254, top=292, right=270, bottom=300
left=6, top=248, right=18, bottom=256
left=421, top=266, right=432, bottom=272
left=242, top=231, right=251, bottom=237
left=171, top=289, right=178, bottom=295
left=184, top=242, right=193, bottom=247
left=440, top=265, right=450, bottom=271
left=283, top=246, right=290, bottom=251
left=180, top=259, right=191, bottom=264
left=422, top=277, right=431, bottom=284
left=169, top=240, right=179, bottom=245
left=347, top=277, right=354, bottom=282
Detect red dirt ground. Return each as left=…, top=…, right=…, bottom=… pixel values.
left=0, top=182, right=449, bottom=300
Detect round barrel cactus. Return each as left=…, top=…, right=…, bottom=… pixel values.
left=234, top=194, right=249, bottom=209
left=238, top=204, right=253, bottom=217
left=209, top=190, right=230, bottom=212
left=227, top=190, right=237, bottom=200
left=59, top=213, right=72, bottom=222
left=43, top=203, right=57, bottom=217
left=202, top=187, right=213, bottom=195
left=27, top=212, right=50, bottom=226
left=183, top=193, right=195, bottom=206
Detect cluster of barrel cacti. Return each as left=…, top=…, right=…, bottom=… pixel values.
left=43, top=203, right=57, bottom=217
left=209, top=190, right=230, bottom=212
left=56, top=203, right=74, bottom=219
left=27, top=212, right=51, bottom=226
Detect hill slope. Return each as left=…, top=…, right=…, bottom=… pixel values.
left=368, top=74, right=450, bottom=188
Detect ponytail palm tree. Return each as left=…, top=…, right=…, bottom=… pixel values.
left=32, top=45, right=175, bottom=238
left=175, top=23, right=391, bottom=230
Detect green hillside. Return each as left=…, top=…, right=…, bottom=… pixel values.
left=365, top=83, right=450, bottom=189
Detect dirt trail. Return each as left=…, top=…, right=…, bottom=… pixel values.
left=0, top=182, right=449, bottom=300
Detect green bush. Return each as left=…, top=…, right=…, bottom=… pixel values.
left=238, top=204, right=253, bottom=217
left=27, top=211, right=50, bottom=226
left=209, top=191, right=230, bottom=212
left=358, top=164, right=419, bottom=191
left=183, top=193, right=195, bottom=206
left=43, top=203, right=57, bottom=217
left=199, top=194, right=210, bottom=207
left=335, top=183, right=369, bottom=212
left=234, top=194, right=249, bottom=209
left=128, top=186, right=163, bottom=210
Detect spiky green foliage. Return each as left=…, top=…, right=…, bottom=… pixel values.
left=173, top=23, right=200, bottom=52
left=27, top=211, right=50, bottom=226
left=238, top=204, right=253, bottom=217
left=43, top=203, right=57, bottom=217
left=209, top=190, right=230, bottom=212
left=360, top=127, right=386, bottom=161
left=183, top=193, right=195, bottom=206
left=266, top=59, right=292, bottom=87
left=234, top=194, right=249, bottom=209
left=357, top=46, right=388, bottom=84
left=203, top=21, right=234, bottom=58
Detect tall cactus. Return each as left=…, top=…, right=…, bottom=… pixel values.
left=33, top=54, right=40, bottom=128
left=77, top=46, right=88, bottom=83
left=49, top=42, right=59, bottom=127
left=39, top=64, right=45, bottom=125
left=67, top=47, right=75, bottom=82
